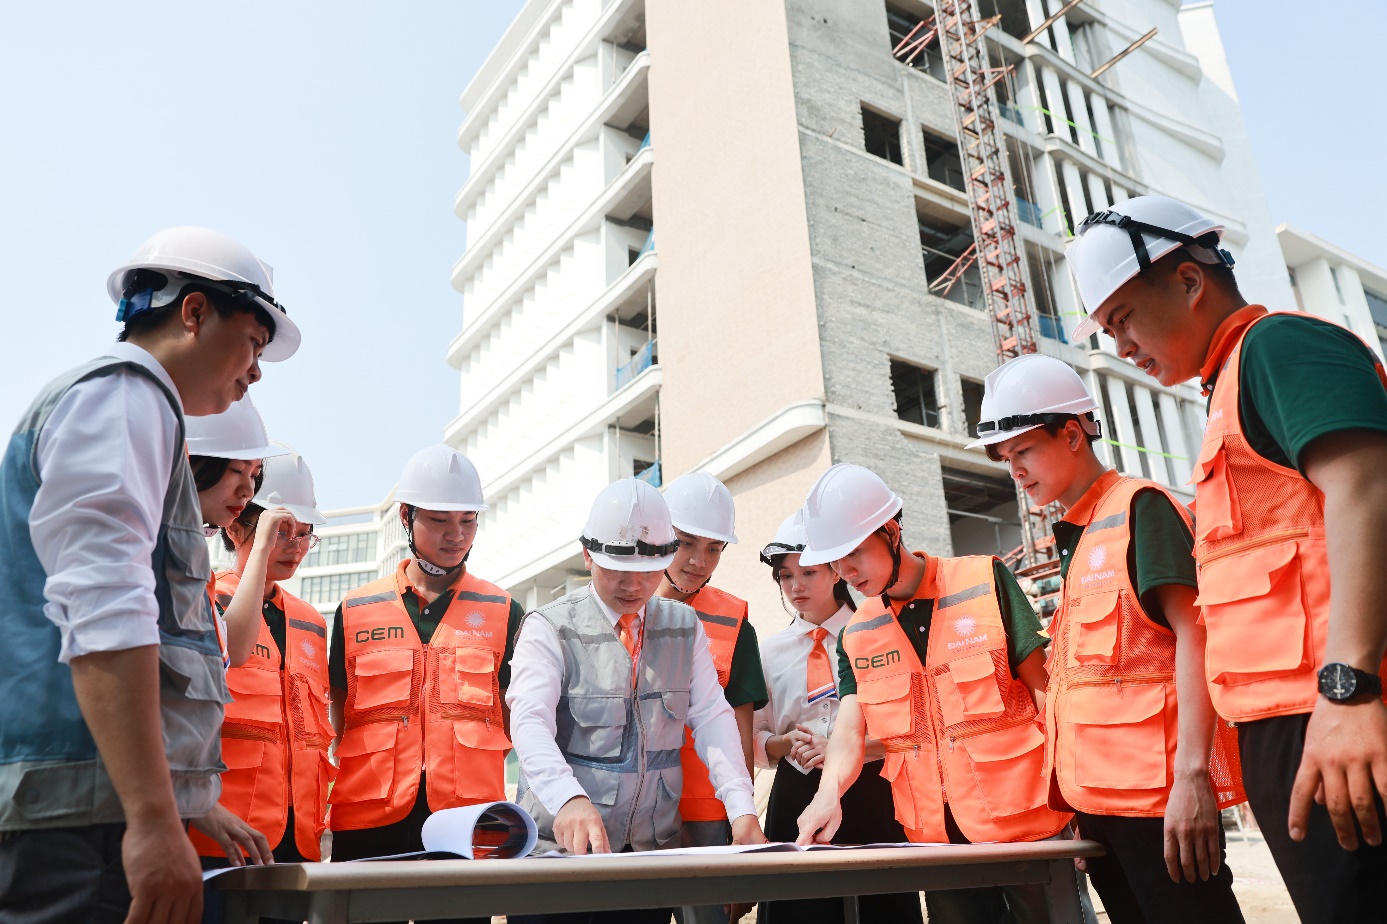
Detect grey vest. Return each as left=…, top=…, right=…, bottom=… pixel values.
left=0, top=356, right=228, bottom=830
left=517, top=590, right=698, bottom=853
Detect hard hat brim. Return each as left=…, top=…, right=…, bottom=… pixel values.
left=1069, top=314, right=1102, bottom=344
left=257, top=302, right=301, bottom=363
left=397, top=499, right=490, bottom=513
left=588, top=549, right=675, bottom=573
left=965, top=423, right=1046, bottom=451
left=258, top=500, right=328, bottom=527
left=669, top=519, right=738, bottom=545
left=798, top=527, right=877, bottom=567
left=189, top=443, right=293, bottom=462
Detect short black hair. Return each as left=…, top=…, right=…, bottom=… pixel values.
left=768, top=553, right=856, bottom=610
left=1149, top=247, right=1241, bottom=298
left=189, top=455, right=266, bottom=495
left=119, top=282, right=275, bottom=343
left=983, top=415, right=1100, bottom=463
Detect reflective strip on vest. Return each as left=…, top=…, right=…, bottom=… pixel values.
left=844, top=555, right=1069, bottom=844
left=1194, top=312, right=1387, bottom=721
left=190, top=572, right=335, bottom=860
left=677, top=585, right=748, bottom=822
left=329, top=569, right=512, bottom=831
left=1046, top=474, right=1243, bottom=816
left=516, top=590, right=697, bottom=854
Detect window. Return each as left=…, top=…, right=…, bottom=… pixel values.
left=890, top=360, right=940, bottom=428
left=1365, top=289, right=1387, bottom=328
left=961, top=378, right=987, bottom=438
left=303, top=532, right=375, bottom=569
left=922, top=129, right=965, bottom=191
left=919, top=207, right=982, bottom=308
left=300, top=570, right=377, bottom=606
left=886, top=4, right=946, bottom=80
left=862, top=107, right=903, bottom=165
left=1331, top=266, right=1346, bottom=304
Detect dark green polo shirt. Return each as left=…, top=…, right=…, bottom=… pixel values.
left=724, top=619, right=769, bottom=710
left=835, top=560, right=1045, bottom=696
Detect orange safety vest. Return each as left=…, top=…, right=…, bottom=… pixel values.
left=676, top=585, right=749, bottom=822
left=844, top=554, right=1070, bottom=844
left=329, top=563, right=513, bottom=831
left=1044, top=471, right=1243, bottom=817
left=1193, top=308, right=1387, bottom=721
left=189, top=572, right=335, bottom=860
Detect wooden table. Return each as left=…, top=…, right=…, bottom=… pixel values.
left=214, top=840, right=1104, bottom=923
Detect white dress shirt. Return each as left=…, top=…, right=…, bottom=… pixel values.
left=753, top=605, right=884, bottom=771
left=30, top=343, right=183, bottom=663
left=506, top=585, right=757, bottom=822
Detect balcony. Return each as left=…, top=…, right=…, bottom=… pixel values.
left=635, top=459, right=662, bottom=487
left=1038, top=312, right=1066, bottom=341
left=615, top=339, right=655, bottom=390
left=1016, top=196, right=1044, bottom=228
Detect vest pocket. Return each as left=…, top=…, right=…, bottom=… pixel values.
left=1190, top=436, right=1241, bottom=543
left=565, top=695, right=627, bottom=760
left=654, top=773, right=683, bottom=847
left=639, top=689, right=689, bottom=751
left=1066, top=682, right=1169, bottom=790
left=881, top=750, right=920, bottom=832
left=437, top=646, right=496, bottom=709
left=856, top=671, right=915, bottom=740
left=453, top=720, right=509, bottom=800
left=332, top=721, right=399, bottom=803
left=1067, top=591, right=1121, bottom=666
left=351, top=648, right=416, bottom=711
left=936, top=653, right=1005, bottom=727
left=1196, top=542, right=1307, bottom=685
left=957, top=722, right=1046, bottom=818
left=571, top=761, right=621, bottom=806
left=224, top=667, right=283, bottom=730
left=288, top=673, right=334, bottom=746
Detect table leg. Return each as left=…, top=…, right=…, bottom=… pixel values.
left=1042, top=858, right=1084, bottom=924
left=841, top=895, right=860, bottom=924
left=307, top=890, right=349, bottom=924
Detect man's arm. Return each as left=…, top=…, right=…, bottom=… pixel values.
left=796, top=694, right=867, bottom=844
left=1291, top=429, right=1387, bottom=849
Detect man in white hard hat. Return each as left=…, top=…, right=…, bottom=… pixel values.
left=795, top=464, right=1070, bottom=922
left=0, top=227, right=297, bottom=924
left=327, top=444, right=522, bottom=924
left=507, top=479, right=766, bottom=923
left=655, top=472, right=767, bottom=924
left=973, top=354, right=1245, bottom=923
left=1066, top=194, right=1387, bottom=921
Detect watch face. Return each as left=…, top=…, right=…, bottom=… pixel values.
left=1322, top=663, right=1358, bottom=699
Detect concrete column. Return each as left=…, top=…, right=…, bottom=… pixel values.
left=1024, top=0, right=1047, bottom=33
left=1039, top=65, right=1069, bottom=139
left=1110, top=184, right=1129, bottom=203
left=1132, top=383, right=1170, bottom=486
left=1061, top=159, right=1089, bottom=233
left=1013, top=60, right=1043, bottom=134
left=1157, top=391, right=1193, bottom=486
left=1103, top=374, right=1145, bottom=477
left=1089, top=93, right=1118, bottom=167
left=1064, top=80, right=1097, bottom=156
left=1050, top=260, right=1084, bottom=344
left=1030, top=150, right=1064, bottom=236
left=1049, top=7, right=1078, bottom=63
left=1083, top=370, right=1116, bottom=468
left=1086, top=173, right=1110, bottom=211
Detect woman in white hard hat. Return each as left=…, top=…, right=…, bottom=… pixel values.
left=507, top=478, right=767, bottom=924
left=794, top=464, right=1071, bottom=922
left=0, top=226, right=298, bottom=924
left=1066, top=195, right=1387, bottom=923
left=654, top=472, right=767, bottom=924
left=327, top=444, right=521, bottom=924
left=753, top=511, right=922, bottom=924
left=191, top=444, right=335, bottom=921
left=974, top=353, right=1245, bottom=924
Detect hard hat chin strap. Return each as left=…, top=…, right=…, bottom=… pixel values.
left=1078, top=211, right=1236, bottom=272
left=663, top=569, right=709, bottom=596
left=404, top=505, right=466, bottom=579
left=877, top=522, right=904, bottom=608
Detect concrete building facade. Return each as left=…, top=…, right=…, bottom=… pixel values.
left=1279, top=224, right=1387, bottom=361
left=450, top=0, right=1294, bottom=639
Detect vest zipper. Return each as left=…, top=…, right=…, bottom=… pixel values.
left=1197, top=528, right=1311, bottom=567
left=1063, top=672, right=1171, bottom=692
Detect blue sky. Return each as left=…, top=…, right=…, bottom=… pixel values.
left=0, top=1, right=1380, bottom=509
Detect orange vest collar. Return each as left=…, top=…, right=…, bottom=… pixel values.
left=1060, top=470, right=1124, bottom=527
left=394, top=558, right=464, bottom=601
left=886, top=552, right=936, bottom=615
left=1198, top=304, right=1268, bottom=395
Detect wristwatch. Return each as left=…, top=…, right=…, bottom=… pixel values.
left=1317, top=663, right=1383, bottom=702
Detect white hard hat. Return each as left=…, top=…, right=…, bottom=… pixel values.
left=580, top=479, right=679, bottom=572
left=663, top=471, right=738, bottom=544
left=185, top=396, right=291, bottom=461
left=759, top=509, right=809, bottom=567
left=395, top=444, right=488, bottom=512
left=799, top=464, right=902, bottom=566
left=108, top=226, right=301, bottom=362
left=966, top=354, right=1101, bottom=449
left=252, top=441, right=326, bottom=526
left=1065, top=196, right=1235, bottom=343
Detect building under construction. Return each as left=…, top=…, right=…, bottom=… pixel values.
left=420, top=0, right=1299, bottom=637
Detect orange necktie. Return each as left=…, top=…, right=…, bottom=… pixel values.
left=618, top=613, right=642, bottom=685
left=806, top=626, right=837, bottom=704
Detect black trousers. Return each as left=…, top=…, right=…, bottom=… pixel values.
left=0, top=824, right=133, bottom=924
left=759, top=758, right=923, bottom=924
left=1073, top=812, right=1243, bottom=924
left=1240, top=713, right=1387, bottom=924
left=331, top=777, right=487, bottom=924
left=201, top=807, right=309, bottom=924
left=924, top=807, right=1053, bottom=924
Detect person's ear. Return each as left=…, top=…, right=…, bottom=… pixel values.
left=581, top=549, right=594, bottom=573
left=1175, top=260, right=1205, bottom=308
left=1067, top=420, right=1086, bottom=452
left=180, top=291, right=211, bottom=335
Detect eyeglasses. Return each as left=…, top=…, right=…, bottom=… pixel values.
left=275, top=531, right=320, bottom=551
